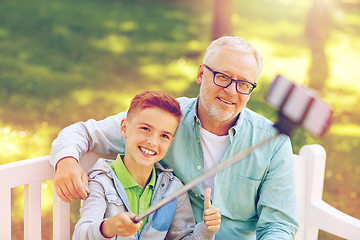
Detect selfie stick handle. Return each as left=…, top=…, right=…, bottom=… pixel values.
left=132, top=132, right=280, bottom=223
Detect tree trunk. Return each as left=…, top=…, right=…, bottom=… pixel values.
left=305, top=0, right=332, bottom=92
left=212, top=0, right=233, bottom=40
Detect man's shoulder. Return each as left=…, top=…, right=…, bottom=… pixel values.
left=176, top=96, right=196, bottom=112
left=241, top=108, right=291, bottom=146
left=243, top=107, right=273, bottom=122
left=241, top=108, right=276, bottom=132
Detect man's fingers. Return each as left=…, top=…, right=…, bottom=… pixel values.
left=54, top=157, right=89, bottom=201
left=72, top=172, right=89, bottom=200
left=204, top=187, right=212, bottom=210
left=67, top=180, right=84, bottom=199
left=54, top=184, right=71, bottom=203
left=61, top=182, right=78, bottom=200
left=83, top=173, right=90, bottom=194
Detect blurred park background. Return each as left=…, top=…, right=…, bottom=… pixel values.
left=1, top=0, right=359, bottom=239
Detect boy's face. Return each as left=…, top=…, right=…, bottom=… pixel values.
left=120, top=107, right=179, bottom=170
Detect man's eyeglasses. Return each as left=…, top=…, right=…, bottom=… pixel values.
left=204, top=65, right=257, bottom=95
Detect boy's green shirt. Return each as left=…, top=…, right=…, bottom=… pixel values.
left=109, top=154, right=156, bottom=232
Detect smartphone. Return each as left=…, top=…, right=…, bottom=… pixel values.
left=266, top=75, right=332, bottom=136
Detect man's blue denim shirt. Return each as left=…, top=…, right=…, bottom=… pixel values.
left=161, top=97, right=299, bottom=239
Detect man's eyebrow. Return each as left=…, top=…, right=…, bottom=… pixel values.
left=217, top=69, right=249, bottom=82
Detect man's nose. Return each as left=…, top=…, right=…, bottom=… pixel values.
left=224, top=80, right=238, bottom=94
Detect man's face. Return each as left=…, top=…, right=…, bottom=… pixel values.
left=120, top=107, right=178, bottom=171
left=196, top=48, right=258, bottom=125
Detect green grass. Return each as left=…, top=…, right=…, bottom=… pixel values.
left=1, top=0, right=360, bottom=239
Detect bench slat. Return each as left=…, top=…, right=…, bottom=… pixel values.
left=53, top=188, right=70, bottom=240
left=24, top=183, right=42, bottom=240
left=0, top=189, right=11, bottom=239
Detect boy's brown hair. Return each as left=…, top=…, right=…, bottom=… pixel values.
left=127, top=91, right=182, bottom=123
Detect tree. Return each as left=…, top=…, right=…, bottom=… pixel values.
left=305, top=0, right=333, bottom=92
left=212, top=0, right=233, bottom=40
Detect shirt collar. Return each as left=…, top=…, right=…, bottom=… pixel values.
left=112, top=154, right=156, bottom=190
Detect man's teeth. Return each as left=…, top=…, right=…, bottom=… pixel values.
left=219, top=98, right=232, bottom=104
left=140, top=147, right=156, bottom=155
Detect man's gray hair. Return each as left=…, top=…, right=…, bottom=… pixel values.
left=202, top=36, right=263, bottom=81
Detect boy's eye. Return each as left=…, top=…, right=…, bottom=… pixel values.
left=140, top=127, right=150, bottom=132
left=161, top=134, right=170, bottom=140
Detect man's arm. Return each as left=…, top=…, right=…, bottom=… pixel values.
left=50, top=112, right=127, bottom=202
left=256, top=136, right=299, bottom=239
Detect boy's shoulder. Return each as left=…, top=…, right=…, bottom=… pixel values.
left=87, top=158, right=114, bottom=180
left=154, top=162, right=181, bottom=185
left=154, top=162, right=172, bottom=172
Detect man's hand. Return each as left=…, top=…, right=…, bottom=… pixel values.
left=203, top=188, right=221, bottom=231
left=54, top=157, right=90, bottom=203
left=101, top=212, right=142, bottom=238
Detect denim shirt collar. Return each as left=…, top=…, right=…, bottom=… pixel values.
left=192, top=96, right=243, bottom=143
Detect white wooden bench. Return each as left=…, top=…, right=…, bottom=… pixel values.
left=1, top=144, right=360, bottom=239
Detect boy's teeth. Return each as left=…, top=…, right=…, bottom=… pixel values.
left=141, top=147, right=156, bottom=155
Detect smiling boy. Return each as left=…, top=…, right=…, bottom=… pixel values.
left=73, top=91, right=221, bottom=240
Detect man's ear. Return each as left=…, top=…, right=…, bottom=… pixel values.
left=120, top=118, right=127, bottom=138
left=196, top=64, right=205, bottom=85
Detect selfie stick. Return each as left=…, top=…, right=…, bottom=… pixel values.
left=133, top=132, right=279, bottom=223
left=133, top=75, right=332, bottom=223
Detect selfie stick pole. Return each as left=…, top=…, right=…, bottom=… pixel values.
left=133, top=132, right=280, bottom=223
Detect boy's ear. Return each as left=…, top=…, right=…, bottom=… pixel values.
left=120, top=118, right=127, bottom=138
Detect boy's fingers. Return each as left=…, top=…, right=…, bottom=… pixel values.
left=204, top=187, right=212, bottom=210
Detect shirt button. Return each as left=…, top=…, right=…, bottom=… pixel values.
left=197, top=165, right=201, bottom=170
left=195, top=194, right=199, bottom=197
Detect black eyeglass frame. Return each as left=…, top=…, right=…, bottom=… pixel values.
left=203, top=64, right=257, bottom=95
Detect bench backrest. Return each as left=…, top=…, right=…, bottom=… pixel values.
left=1, top=145, right=360, bottom=239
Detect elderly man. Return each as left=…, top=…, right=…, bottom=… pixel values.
left=50, top=36, right=298, bottom=239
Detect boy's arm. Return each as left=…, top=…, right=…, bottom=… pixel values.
left=73, top=178, right=112, bottom=240
left=202, top=188, right=221, bottom=232
left=50, top=112, right=127, bottom=202
left=101, top=212, right=142, bottom=238
left=166, top=189, right=219, bottom=240
left=73, top=168, right=142, bottom=240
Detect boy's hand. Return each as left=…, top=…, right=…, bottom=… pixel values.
left=203, top=188, right=221, bottom=231
left=54, top=157, right=90, bottom=203
left=101, top=212, right=143, bottom=238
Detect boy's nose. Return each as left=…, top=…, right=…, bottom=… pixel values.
left=146, top=134, right=158, bottom=146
